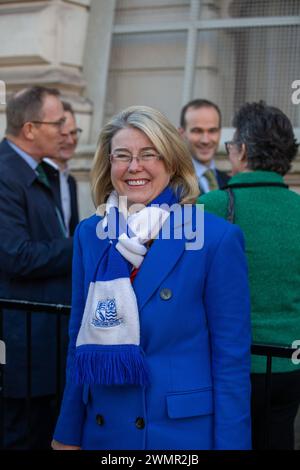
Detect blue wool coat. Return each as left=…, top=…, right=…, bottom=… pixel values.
left=54, top=207, right=252, bottom=450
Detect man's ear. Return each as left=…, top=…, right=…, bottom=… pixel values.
left=22, top=122, right=35, bottom=141
left=178, top=127, right=185, bottom=137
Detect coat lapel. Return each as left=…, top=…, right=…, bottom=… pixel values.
left=133, top=204, right=190, bottom=311
left=88, top=217, right=111, bottom=283
left=133, top=235, right=186, bottom=311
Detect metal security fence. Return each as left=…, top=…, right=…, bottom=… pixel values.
left=0, top=298, right=299, bottom=449
left=0, top=299, right=71, bottom=449
left=251, top=343, right=299, bottom=449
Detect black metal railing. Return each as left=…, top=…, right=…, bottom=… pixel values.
left=251, top=343, right=299, bottom=449
left=0, top=299, right=71, bottom=449
left=0, top=299, right=298, bottom=450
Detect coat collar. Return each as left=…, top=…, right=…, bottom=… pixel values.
left=228, top=170, right=284, bottom=186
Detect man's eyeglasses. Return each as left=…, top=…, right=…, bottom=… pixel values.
left=109, top=152, right=163, bottom=166
left=72, top=128, right=82, bottom=137
left=62, top=128, right=83, bottom=138
left=31, top=118, right=67, bottom=129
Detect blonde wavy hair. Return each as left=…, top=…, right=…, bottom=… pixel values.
left=91, top=105, right=199, bottom=207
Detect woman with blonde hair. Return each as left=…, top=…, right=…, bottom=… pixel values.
left=52, top=105, right=251, bottom=450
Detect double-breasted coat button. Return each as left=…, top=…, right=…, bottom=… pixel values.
left=135, top=417, right=145, bottom=429
left=160, top=288, right=172, bottom=300
left=96, top=414, right=104, bottom=426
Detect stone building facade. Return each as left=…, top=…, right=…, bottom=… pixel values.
left=0, top=0, right=299, bottom=218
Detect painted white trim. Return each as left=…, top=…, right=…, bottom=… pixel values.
left=113, top=16, right=300, bottom=35
left=182, top=0, right=201, bottom=105
left=83, top=0, right=116, bottom=143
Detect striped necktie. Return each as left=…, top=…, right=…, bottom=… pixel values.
left=204, top=169, right=219, bottom=191
left=36, top=164, right=51, bottom=188
left=36, top=164, right=67, bottom=237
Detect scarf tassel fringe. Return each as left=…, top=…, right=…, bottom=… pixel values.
left=73, top=345, right=149, bottom=386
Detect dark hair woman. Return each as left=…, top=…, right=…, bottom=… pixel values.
left=199, top=101, right=300, bottom=450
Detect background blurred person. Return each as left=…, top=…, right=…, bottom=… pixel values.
left=179, top=99, right=230, bottom=193
left=44, top=101, right=80, bottom=236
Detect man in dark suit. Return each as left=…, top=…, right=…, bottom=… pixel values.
left=0, top=86, right=73, bottom=449
left=44, top=101, right=80, bottom=236
left=179, top=99, right=230, bottom=193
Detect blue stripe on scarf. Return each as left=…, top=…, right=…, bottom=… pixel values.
left=74, top=345, right=149, bottom=386
left=74, top=186, right=179, bottom=387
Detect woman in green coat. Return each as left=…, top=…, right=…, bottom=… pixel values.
left=199, top=101, right=300, bottom=450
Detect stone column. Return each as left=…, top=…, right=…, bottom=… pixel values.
left=83, top=0, right=116, bottom=143
left=194, top=1, right=222, bottom=102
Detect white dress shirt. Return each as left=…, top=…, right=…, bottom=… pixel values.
left=192, top=158, right=217, bottom=194
left=43, top=158, right=71, bottom=237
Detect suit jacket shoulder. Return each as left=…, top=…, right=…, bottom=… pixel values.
left=68, top=173, right=79, bottom=235
left=216, top=169, right=230, bottom=188
left=0, top=139, right=37, bottom=187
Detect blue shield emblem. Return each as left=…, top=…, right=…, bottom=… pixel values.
left=91, top=298, right=122, bottom=328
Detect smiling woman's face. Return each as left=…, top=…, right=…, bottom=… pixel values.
left=110, top=127, right=171, bottom=206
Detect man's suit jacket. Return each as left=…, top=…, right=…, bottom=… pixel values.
left=54, top=208, right=252, bottom=450
left=216, top=168, right=230, bottom=189
left=0, top=139, right=73, bottom=397
left=43, top=162, right=79, bottom=236
left=68, top=174, right=79, bottom=236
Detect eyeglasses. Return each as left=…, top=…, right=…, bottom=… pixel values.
left=62, top=128, right=83, bottom=138
left=31, top=118, right=67, bottom=129
left=109, top=152, right=163, bottom=166
left=224, top=140, right=240, bottom=155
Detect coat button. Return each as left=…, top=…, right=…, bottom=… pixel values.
left=160, top=288, right=172, bottom=300
left=96, top=414, right=104, bottom=426
left=135, top=417, right=145, bottom=429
